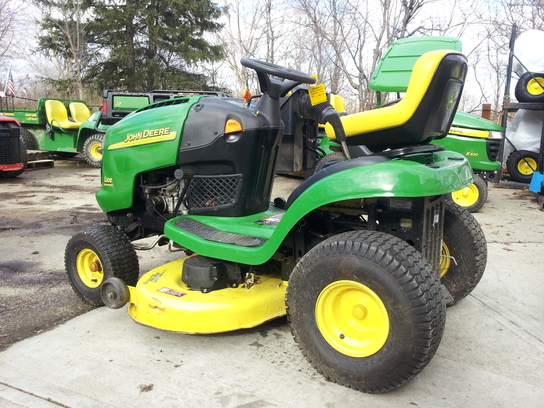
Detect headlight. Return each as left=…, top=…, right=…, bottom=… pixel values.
left=488, top=130, right=503, bottom=139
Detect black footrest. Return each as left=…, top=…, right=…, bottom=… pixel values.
left=173, top=218, right=267, bottom=247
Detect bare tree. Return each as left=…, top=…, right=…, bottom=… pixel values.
left=295, top=0, right=464, bottom=111
left=218, top=0, right=291, bottom=96
left=0, top=0, right=19, bottom=62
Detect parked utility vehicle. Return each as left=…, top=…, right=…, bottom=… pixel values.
left=0, top=97, right=99, bottom=166
left=66, top=53, right=486, bottom=393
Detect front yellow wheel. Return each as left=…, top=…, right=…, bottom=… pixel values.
left=83, top=134, right=104, bottom=168
left=449, top=174, right=487, bottom=213
left=441, top=201, right=487, bottom=306
left=76, top=248, right=104, bottom=288
left=451, top=184, right=479, bottom=207
left=65, top=225, right=139, bottom=306
left=315, top=280, right=389, bottom=358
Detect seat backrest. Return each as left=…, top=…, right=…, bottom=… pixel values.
left=370, top=36, right=462, bottom=93
left=69, top=102, right=91, bottom=123
left=325, top=50, right=467, bottom=151
left=45, top=100, right=69, bottom=124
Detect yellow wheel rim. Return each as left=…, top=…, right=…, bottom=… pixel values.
left=90, top=142, right=102, bottom=160
left=450, top=183, right=479, bottom=207
left=76, top=248, right=103, bottom=288
left=527, top=77, right=544, bottom=96
left=517, top=157, right=537, bottom=175
left=315, top=280, right=389, bottom=357
left=440, top=242, right=451, bottom=278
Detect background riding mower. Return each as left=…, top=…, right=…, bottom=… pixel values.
left=65, top=51, right=486, bottom=393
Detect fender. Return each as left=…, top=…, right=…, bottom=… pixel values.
left=286, top=151, right=472, bottom=213
left=76, top=114, right=105, bottom=152
left=163, top=150, right=472, bottom=265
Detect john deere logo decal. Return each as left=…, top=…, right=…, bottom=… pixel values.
left=446, top=89, right=457, bottom=111
left=108, top=126, right=177, bottom=150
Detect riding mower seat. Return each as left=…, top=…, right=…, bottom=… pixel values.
left=69, top=102, right=91, bottom=124
left=324, top=50, right=468, bottom=152
left=44, top=100, right=81, bottom=131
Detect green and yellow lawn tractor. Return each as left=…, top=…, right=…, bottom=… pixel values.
left=65, top=52, right=486, bottom=393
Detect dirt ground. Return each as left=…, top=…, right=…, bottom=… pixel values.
left=0, top=157, right=301, bottom=351
left=0, top=158, right=103, bottom=350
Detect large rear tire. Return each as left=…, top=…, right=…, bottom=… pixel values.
left=287, top=230, right=445, bottom=393
left=65, top=225, right=139, bottom=306
left=440, top=201, right=487, bottom=305
left=20, top=128, right=38, bottom=150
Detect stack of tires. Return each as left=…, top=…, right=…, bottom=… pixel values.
left=505, top=73, right=544, bottom=183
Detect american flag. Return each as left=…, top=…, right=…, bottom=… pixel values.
left=6, top=69, right=15, bottom=97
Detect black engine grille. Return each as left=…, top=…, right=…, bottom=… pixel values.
left=486, top=138, right=502, bottom=162
left=187, top=174, right=243, bottom=213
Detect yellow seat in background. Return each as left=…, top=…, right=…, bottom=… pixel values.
left=45, top=100, right=81, bottom=131
left=69, top=102, right=91, bottom=124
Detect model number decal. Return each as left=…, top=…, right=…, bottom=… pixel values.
left=465, top=152, right=479, bottom=157
left=108, top=127, right=177, bottom=150
left=158, top=287, right=186, bottom=297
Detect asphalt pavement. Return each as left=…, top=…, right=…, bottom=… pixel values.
left=0, top=177, right=543, bottom=408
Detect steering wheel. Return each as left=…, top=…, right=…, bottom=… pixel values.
left=241, top=58, right=316, bottom=86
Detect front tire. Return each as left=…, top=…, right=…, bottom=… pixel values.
left=440, top=201, right=487, bottom=305
left=65, top=225, right=139, bottom=306
left=449, top=173, right=487, bottom=212
left=83, top=134, right=104, bottom=168
left=287, top=230, right=445, bottom=393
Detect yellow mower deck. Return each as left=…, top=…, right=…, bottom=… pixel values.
left=126, top=257, right=287, bottom=333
